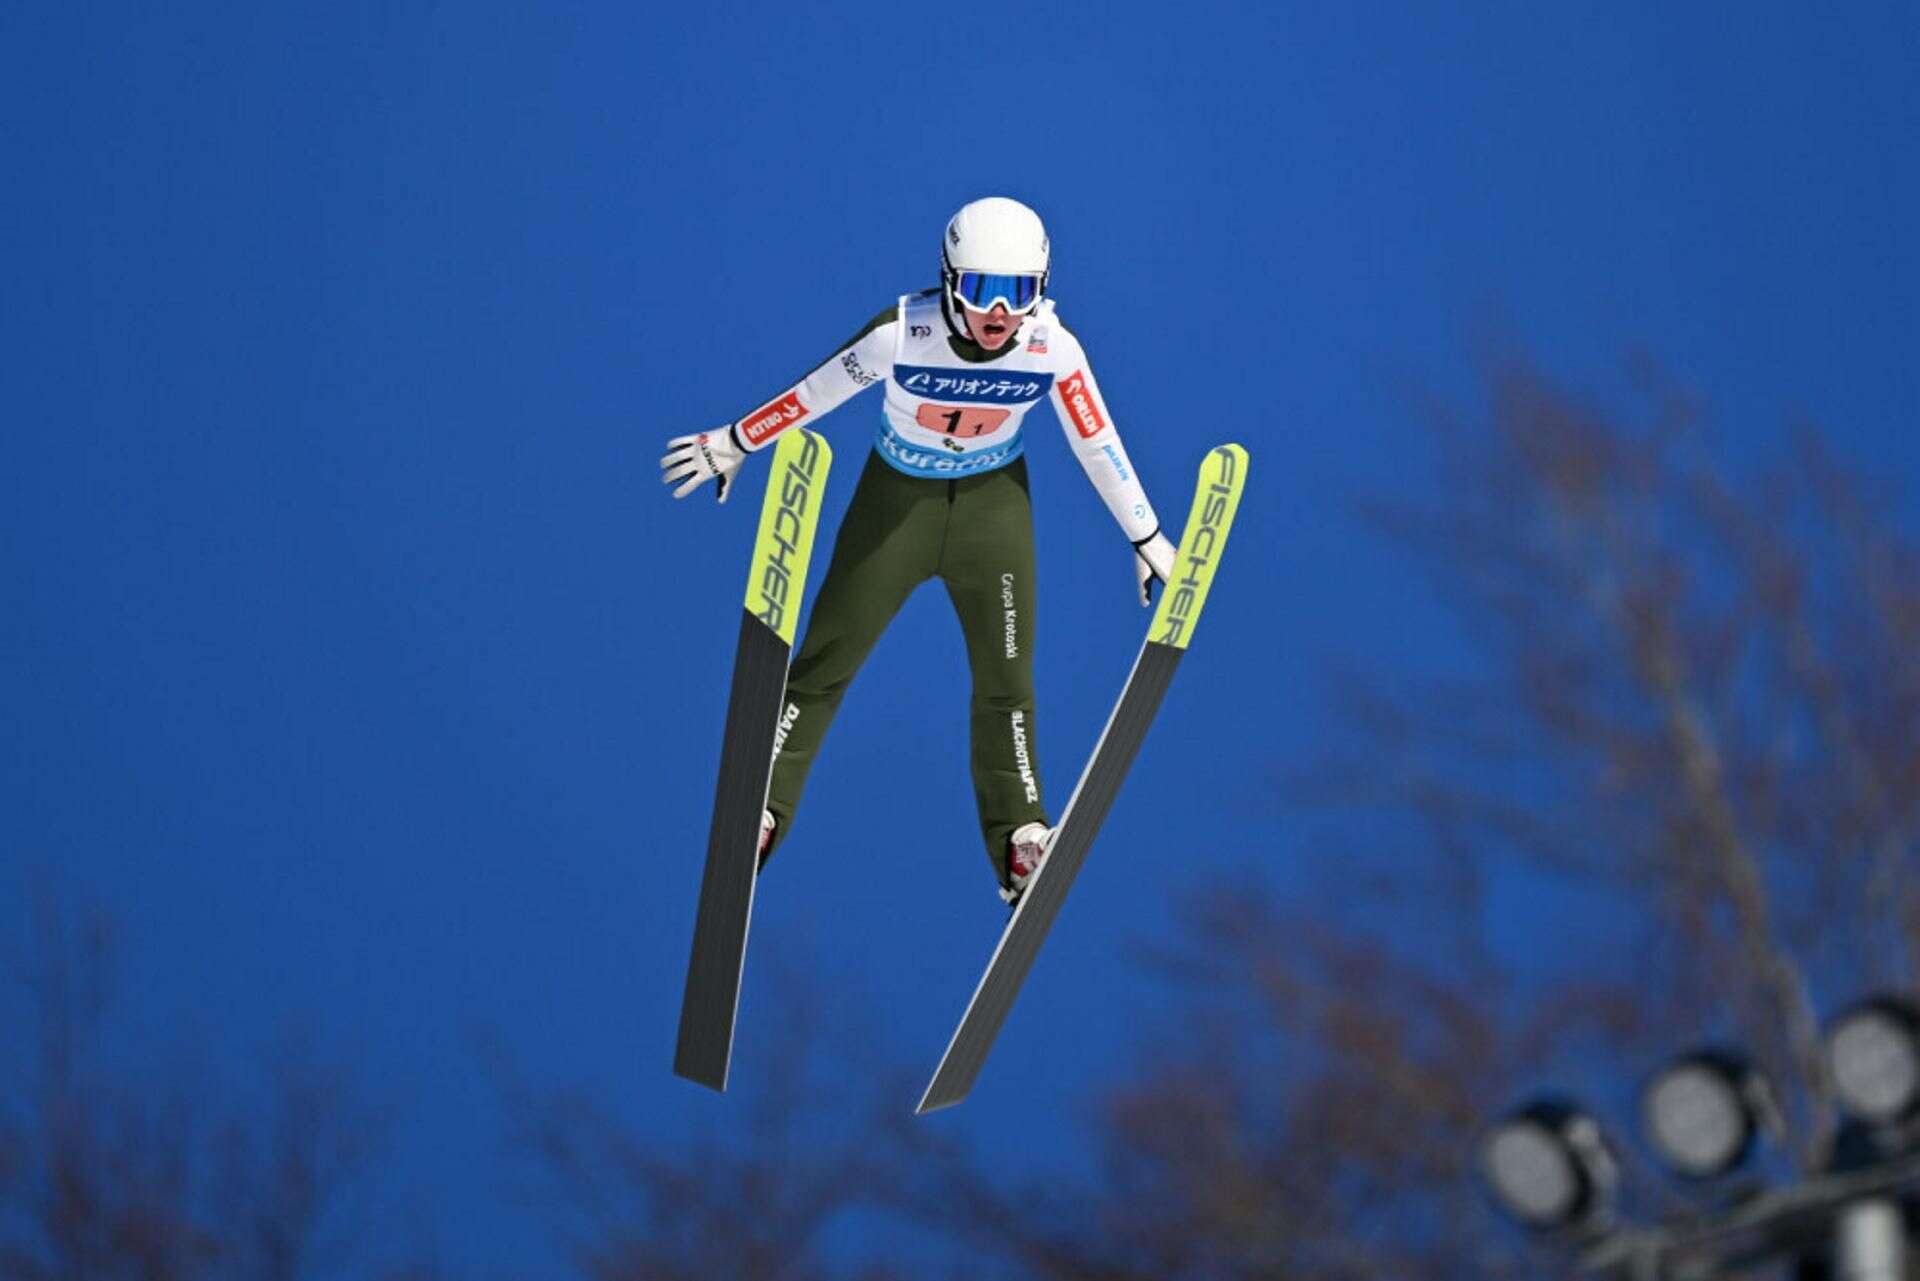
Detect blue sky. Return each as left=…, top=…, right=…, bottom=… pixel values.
left=3, top=2, right=1915, bottom=1272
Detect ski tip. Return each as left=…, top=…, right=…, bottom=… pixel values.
left=1148, top=442, right=1249, bottom=651
left=746, top=428, right=832, bottom=647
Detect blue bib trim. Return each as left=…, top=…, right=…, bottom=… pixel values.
left=872, top=414, right=1026, bottom=479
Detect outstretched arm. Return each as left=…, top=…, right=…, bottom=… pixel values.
left=1047, top=326, right=1175, bottom=602
left=662, top=304, right=896, bottom=502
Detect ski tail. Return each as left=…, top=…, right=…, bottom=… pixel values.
left=915, top=442, right=1249, bottom=1113
left=743, top=428, right=830, bottom=648
left=674, top=428, right=831, bottom=1091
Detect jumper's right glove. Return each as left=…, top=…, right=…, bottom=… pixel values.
left=661, top=426, right=747, bottom=503
left=1133, top=529, right=1176, bottom=606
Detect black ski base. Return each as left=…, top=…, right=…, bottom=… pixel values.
left=918, top=639, right=1184, bottom=1113
left=674, top=608, right=791, bottom=1091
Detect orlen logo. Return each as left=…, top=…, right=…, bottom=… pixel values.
left=1058, top=370, right=1105, bottom=439
left=739, top=391, right=809, bottom=447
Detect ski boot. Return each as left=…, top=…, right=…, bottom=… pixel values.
left=999, top=821, right=1054, bottom=906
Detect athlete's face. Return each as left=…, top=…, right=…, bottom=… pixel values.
left=963, top=302, right=1022, bottom=351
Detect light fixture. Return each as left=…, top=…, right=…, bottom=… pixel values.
left=1826, top=997, right=1920, bottom=1127
left=1639, top=1050, right=1770, bottom=1180
left=1478, top=1098, right=1618, bottom=1232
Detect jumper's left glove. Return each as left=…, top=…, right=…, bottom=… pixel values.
left=661, top=426, right=747, bottom=503
left=1133, top=529, right=1176, bottom=606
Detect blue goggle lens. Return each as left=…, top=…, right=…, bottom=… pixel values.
left=954, top=271, right=1041, bottom=311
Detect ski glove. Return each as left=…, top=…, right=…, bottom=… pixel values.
left=1133, top=529, right=1176, bottom=606
left=661, top=426, right=747, bottom=503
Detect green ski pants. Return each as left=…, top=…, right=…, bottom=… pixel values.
left=762, top=450, right=1046, bottom=886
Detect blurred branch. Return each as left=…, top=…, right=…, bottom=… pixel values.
left=0, top=879, right=417, bottom=1281
left=1326, top=349, right=1920, bottom=1165
left=491, top=951, right=903, bottom=1281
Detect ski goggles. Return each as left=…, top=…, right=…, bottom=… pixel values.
left=949, top=270, right=1043, bottom=314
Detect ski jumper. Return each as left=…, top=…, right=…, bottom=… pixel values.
left=728, top=289, right=1162, bottom=886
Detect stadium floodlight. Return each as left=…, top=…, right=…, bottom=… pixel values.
left=1826, top=997, right=1920, bottom=1127
left=1478, top=1098, right=1618, bottom=1232
left=1639, top=1050, right=1770, bottom=1180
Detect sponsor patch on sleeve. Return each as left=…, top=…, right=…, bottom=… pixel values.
left=840, top=350, right=880, bottom=387
left=739, top=390, right=809, bottom=447
left=1058, top=370, right=1106, bottom=439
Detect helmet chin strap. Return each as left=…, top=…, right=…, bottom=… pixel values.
left=938, top=245, right=971, bottom=342
left=939, top=288, right=972, bottom=343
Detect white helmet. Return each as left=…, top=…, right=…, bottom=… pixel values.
left=941, top=197, right=1049, bottom=337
